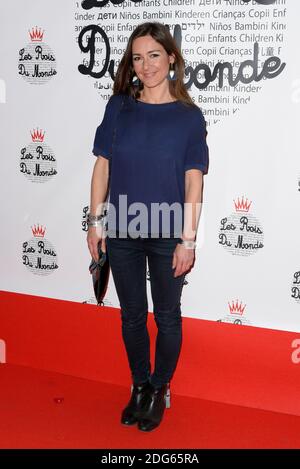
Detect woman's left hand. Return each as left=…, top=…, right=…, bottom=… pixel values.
left=172, top=243, right=195, bottom=278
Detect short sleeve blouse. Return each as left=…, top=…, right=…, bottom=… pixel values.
left=92, top=94, right=209, bottom=237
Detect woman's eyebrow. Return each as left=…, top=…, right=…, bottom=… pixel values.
left=132, top=49, right=161, bottom=56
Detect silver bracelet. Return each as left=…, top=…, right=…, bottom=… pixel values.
left=178, top=239, right=197, bottom=249
left=87, top=213, right=104, bottom=222
left=88, top=219, right=104, bottom=228
left=183, top=240, right=196, bottom=249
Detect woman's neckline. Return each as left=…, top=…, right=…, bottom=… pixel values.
left=133, top=96, right=179, bottom=106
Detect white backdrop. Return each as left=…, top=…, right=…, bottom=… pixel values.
left=0, top=0, right=299, bottom=333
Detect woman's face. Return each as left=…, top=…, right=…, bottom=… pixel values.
left=132, top=35, right=175, bottom=89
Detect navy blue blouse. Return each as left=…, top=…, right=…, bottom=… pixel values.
left=92, top=94, right=209, bottom=238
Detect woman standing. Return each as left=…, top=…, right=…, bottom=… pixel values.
left=87, top=22, right=209, bottom=432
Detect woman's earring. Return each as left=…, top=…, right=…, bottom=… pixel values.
left=132, top=73, right=140, bottom=86
left=168, top=63, right=176, bottom=81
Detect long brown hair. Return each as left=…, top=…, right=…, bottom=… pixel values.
left=113, top=22, right=195, bottom=107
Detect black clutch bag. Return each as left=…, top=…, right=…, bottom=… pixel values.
left=89, top=241, right=110, bottom=305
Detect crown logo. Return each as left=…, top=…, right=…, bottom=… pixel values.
left=31, top=224, right=46, bottom=238
left=30, top=128, right=45, bottom=142
left=234, top=196, right=252, bottom=212
left=29, top=26, right=44, bottom=42
left=228, top=300, right=246, bottom=316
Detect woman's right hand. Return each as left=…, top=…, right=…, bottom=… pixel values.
left=87, top=226, right=106, bottom=262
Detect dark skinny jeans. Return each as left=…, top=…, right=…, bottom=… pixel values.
left=106, top=235, right=186, bottom=388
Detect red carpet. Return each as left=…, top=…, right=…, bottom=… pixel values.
left=1, top=363, right=300, bottom=449
left=1, top=291, right=300, bottom=448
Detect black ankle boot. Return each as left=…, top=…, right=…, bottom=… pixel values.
left=121, top=381, right=151, bottom=426
left=137, top=383, right=170, bottom=432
